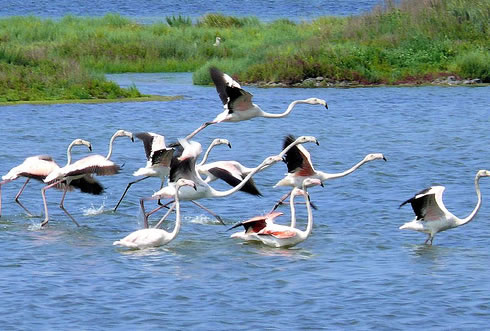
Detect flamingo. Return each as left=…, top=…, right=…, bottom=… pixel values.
left=232, top=178, right=320, bottom=248
left=184, top=66, right=328, bottom=140
left=213, top=36, right=221, bottom=47
left=112, top=179, right=197, bottom=249
left=142, top=139, right=283, bottom=229
left=0, top=139, right=92, bottom=217
left=113, top=132, right=174, bottom=212
left=197, top=135, right=319, bottom=197
left=42, top=130, right=134, bottom=227
left=399, top=170, right=490, bottom=245
left=228, top=211, right=284, bottom=241
left=272, top=135, right=386, bottom=211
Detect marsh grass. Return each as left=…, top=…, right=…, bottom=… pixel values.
left=0, top=0, right=488, bottom=102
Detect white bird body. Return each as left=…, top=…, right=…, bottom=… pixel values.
left=184, top=67, right=328, bottom=140
left=229, top=211, right=284, bottom=241
left=132, top=132, right=172, bottom=178
left=113, top=179, right=196, bottom=249
left=0, top=139, right=92, bottom=218
left=399, top=170, right=490, bottom=245
left=272, top=135, right=386, bottom=211
left=256, top=180, right=318, bottom=248
left=42, top=130, right=134, bottom=227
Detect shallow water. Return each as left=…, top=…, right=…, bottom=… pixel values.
left=1, top=0, right=382, bottom=22
left=0, top=73, right=489, bottom=329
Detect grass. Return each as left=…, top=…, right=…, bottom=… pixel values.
left=0, top=0, right=488, bottom=101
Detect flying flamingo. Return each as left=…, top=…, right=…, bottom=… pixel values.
left=197, top=135, right=320, bottom=197
left=141, top=139, right=283, bottom=229
left=272, top=135, right=386, bottom=211
left=399, top=170, right=490, bottom=245
left=112, top=179, right=197, bottom=249
left=0, top=139, right=92, bottom=217
left=113, top=132, right=174, bottom=212
left=184, top=66, right=328, bottom=140
left=42, top=130, right=134, bottom=227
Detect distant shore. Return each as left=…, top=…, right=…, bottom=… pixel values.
left=0, top=0, right=488, bottom=102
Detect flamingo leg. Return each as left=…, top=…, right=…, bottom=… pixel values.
left=58, top=185, right=80, bottom=227
left=271, top=192, right=291, bottom=212
left=14, top=178, right=35, bottom=217
left=190, top=200, right=225, bottom=225
left=424, top=234, right=434, bottom=246
left=41, top=180, right=62, bottom=227
left=140, top=196, right=173, bottom=229
left=113, top=176, right=150, bottom=212
left=153, top=202, right=176, bottom=229
left=184, top=120, right=218, bottom=141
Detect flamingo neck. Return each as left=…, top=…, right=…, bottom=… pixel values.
left=105, top=133, right=119, bottom=160
left=65, top=141, right=78, bottom=166
left=261, top=100, right=303, bottom=118
left=317, top=157, right=370, bottom=181
left=170, top=189, right=182, bottom=238
left=208, top=161, right=264, bottom=197
left=290, top=189, right=297, bottom=228
left=459, top=174, right=483, bottom=226
left=198, top=142, right=218, bottom=167
left=304, top=191, right=313, bottom=237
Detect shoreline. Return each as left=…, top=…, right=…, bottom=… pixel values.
left=0, top=95, right=182, bottom=107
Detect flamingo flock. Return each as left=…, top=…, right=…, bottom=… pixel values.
left=1, top=66, right=488, bottom=249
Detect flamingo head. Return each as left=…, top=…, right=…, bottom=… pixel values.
left=72, top=138, right=92, bottom=152
left=477, top=170, right=490, bottom=178
left=259, top=155, right=283, bottom=170
left=114, top=129, right=134, bottom=142
left=364, top=153, right=387, bottom=162
left=296, top=135, right=319, bottom=146
left=304, top=97, right=328, bottom=109
left=212, top=138, right=232, bottom=149
left=175, top=179, right=197, bottom=191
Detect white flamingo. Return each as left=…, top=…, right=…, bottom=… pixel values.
left=42, top=130, right=134, bottom=227
left=113, top=179, right=197, bottom=249
left=252, top=178, right=320, bottom=248
left=399, top=170, right=490, bottom=245
left=0, top=139, right=91, bottom=217
left=142, top=139, right=283, bottom=229
left=184, top=67, right=328, bottom=140
left=272, top=134, right=386, bottom=210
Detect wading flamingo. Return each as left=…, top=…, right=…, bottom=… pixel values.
left=399, top=170, right=490, bottom=245
left=253, top=178, right=320, bottom=248
left=42, top=130, right=134, bottom=227
left=184, top=67, right=328, bottom=140
left=141, top=139, right=282, bottom=229
left=272, top=135, right=386, bottom=211
left=0, top=139, right=92, bottom=217
left=229, top=211, right=284, bottom=241
left=113, top=179, right=197, bottom=249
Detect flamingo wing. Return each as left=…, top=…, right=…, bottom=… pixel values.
left=135, top=132, right=166, bottom=161
left=151, top=148, right=174, bottom=167
left=209, top=66, right=253, bottom=114
left=207, top=166, right=262, bottom=196
left=65, top=155, right=121, bottom=177
left=399, top=186, right=447, bottom=221
left=70, top=176, right=104, bottom=195
left=259, top=229, right=297, bottom=239
left=282, top=135, right=315, bottom=176
left=228, top=217, right=268, bottom=234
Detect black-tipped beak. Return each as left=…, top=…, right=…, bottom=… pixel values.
left=325, top=103, right=328, bottom=109
left=88, top=145, right=93, bottom=152
left=131, top=136, right=135, bottom=142
left=320, top=182, right=324, bottom=187
left=192, top=184, right=198, bottom=191
left=227, top=143, right=232, bottom=149
left=315, top=140, right=320, bottom=146
left=383, top=156, right=387, bottom=161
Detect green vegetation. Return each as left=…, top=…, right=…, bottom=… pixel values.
left=0, top=0, right=488, bottom=102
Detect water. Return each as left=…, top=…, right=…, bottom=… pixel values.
left=1, top=73, right=489, bottom=329
left=0, top=0, right=383, bottom=22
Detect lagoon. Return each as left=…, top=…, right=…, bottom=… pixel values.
left=0, top=73, right=489, bottom=329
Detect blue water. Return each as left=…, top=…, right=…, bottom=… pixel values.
left=0, top=0, right=382, bottom=22
left=0, top=73, right=489, bottom=329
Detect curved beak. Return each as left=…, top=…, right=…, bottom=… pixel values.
left=315, top=139, right=320, bottom=146
left=130, top=135, right=135, bottom=142
left=88, top=144, right=93, bottom=152
left=383, top=156, right=387, bottom=161
left=320, top=182, right=324, bottom=187
left=192, top=183, right=197, bottom=191
left=324, top=103, right=328, bottom=110
left=227, top=142, right=232, bottom=149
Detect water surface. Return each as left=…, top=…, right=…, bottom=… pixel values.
left=0, top=73, right=489, bottom=329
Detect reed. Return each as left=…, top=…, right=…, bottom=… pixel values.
left=0, top=0, right=488, bottom=102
